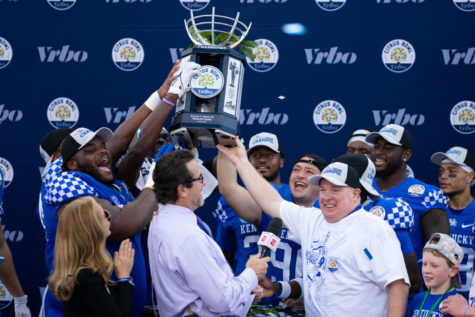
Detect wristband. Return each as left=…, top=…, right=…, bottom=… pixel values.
left=117, top=277, right=134, bottom=285
left=463, top=306, right=471, bottom=317
left=274, top=282, right=281, bottom=297
left=162, top=97, right=176, bottom=107
left=278, top=281, right=291, bottom=299
left=144, top=91, right=161, bottom=111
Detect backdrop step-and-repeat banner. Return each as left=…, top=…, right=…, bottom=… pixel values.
left=0, top=0, right=474, bottom=315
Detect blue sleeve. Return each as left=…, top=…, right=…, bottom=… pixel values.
left=216, top=221, right=236, bottom=253
left=395, top=229, right=414, bottom=255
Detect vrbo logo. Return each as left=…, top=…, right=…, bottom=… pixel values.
left=170, top=48, right=184, bottom=63
left=104, top=106, right=136, bottom=124
left=304, top=47, right=357, bottom=65
left=38, top=45, right=88, bottom=63
left=240, top=107, right=288, bottom=125
left=1, top=225, right=24, bottom=243
left=0, top=104, right=23, bottom=123
left=442, top=47, right=475, bottom=65
left=373, top=108, right=425, bottom=126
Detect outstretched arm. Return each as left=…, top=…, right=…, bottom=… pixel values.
left=217, top=152, right=262, bottom=227
left=107, top=60, right=180, bottom=164
left=217, top=137, right=283, bottom=219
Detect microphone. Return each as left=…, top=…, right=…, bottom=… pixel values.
left=257, top=217, right=283, bottom=258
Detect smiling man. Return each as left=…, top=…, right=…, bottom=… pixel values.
left=366, top=124, right=450, bottom=261
left=215, top=132, right=327, bottom=304
left=217, top=138, right=409, bottom=316
left=431, top=146, right=475, bottom=295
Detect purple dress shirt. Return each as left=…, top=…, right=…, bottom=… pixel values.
left=148, top=204, right=257, bottom=317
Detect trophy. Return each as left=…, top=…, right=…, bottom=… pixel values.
left=169, top=7, right=253, bottom=148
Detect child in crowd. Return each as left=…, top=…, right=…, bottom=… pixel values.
left=406, top=233, right=463, bottom=317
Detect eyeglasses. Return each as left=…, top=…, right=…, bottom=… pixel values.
left=190, top=174, right=204, bottom=184
left=103, top=209, right=111, bottom=221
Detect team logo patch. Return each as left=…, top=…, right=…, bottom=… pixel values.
left=112, top=38, right=144, bottom=72
left=315, top=0, right=346, bottom=11
left=328, top=257, right=339, bottom=272
left=313, top=100, right=346, bottom=134
left=190, top=66, right=224, bottom=99
left=408, top=184, right=425, bottom=197
left=0, top=158, right=14, bottom=188
left=370, top=206, right=386, bottom=219
left=453, top=0, right=475, bottom=12
left=47, top=97, right=79, bottom=129
left=179, top=0, right=210, bottom=11
left=382, top=39, right=416, bottom=73
left=450, top=101, right=475, bottom=135
left=0, top=37, right=13, bottom=70
left=47, top=0, right=76, bottom=11
left=246, top=39, right=279, bottom=72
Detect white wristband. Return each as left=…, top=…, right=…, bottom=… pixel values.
left=278, top=281, right=291, bottom=299
left=144, top=91, right=161, bottom=112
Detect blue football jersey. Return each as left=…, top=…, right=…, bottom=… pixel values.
left=447, top=200, right=475, bottom=293
left=364, top=197, right=415, bottom=255
left=374, top=177, right=448, bottom=260
left=214, top=183, right=306, bottom=279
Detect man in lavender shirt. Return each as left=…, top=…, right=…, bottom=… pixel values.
left=148, top=149, right=270, bottom=317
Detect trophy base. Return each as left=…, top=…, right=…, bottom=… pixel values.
left=170, top=127, right=237, bottom=149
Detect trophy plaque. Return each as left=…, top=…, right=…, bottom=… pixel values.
left=170, top=7, right=252, bottom=148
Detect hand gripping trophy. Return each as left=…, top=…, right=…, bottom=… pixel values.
left=169, top=7, right=253, bottom=148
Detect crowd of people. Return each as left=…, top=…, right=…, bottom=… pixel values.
left=0, top=60, right=474, bottom=316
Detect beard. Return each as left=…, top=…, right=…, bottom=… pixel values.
left=376, top=157, right=405, bottom=178
left=76, top=161, right=115, bottom=186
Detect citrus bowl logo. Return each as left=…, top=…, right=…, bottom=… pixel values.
left=246, top=39, right=279, bottom=72
left=190, top=66, right=224, bottom=99
left=112, top=38, right=144, bottom=72
left=179, top=0, right=210, bottom=11
left=315, top=0, right=346, bottom=11
left=47, top=0, right=77, bottom=11
left=47, top=97, right=79, bottom=129
left=313, top=100, right=346, bottom=134
left=0, top=158, right=14, bottom=188
left=453, top=0, right=475, bottom=12
left=382, top=39, right=416, bottom=73
left=450, top=100, right=475, bottom=134
left=0, top=37, right=13, bottom=70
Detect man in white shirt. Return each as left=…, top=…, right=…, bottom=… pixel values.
left=217, top=137, right=410, bottom=317
left=148, top=149, right=270, bottom=317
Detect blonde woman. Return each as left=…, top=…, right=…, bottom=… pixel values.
left=48, top=197, right=135, bottom=317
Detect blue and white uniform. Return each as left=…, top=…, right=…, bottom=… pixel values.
left=364, top=197, right=415, bottom=255
left=375, top=177, right=448, bottom=260
left=447, top=200, right=475, bottom=294
left=38, top=158, right=146, bottom=317
left=214, top=184, right=320, bottom=303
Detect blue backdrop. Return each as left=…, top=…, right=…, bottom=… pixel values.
left=0, top=0, right=474, bottom=315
